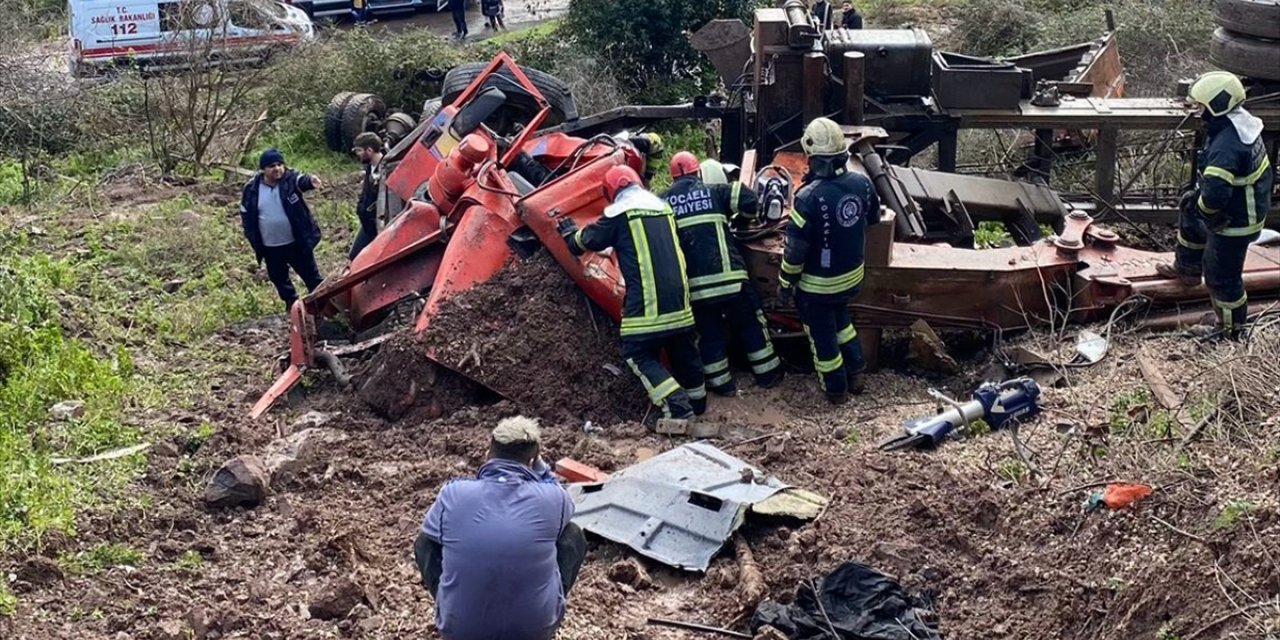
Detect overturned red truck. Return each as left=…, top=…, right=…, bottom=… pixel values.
left=250, top=15, right=1280, bottom=417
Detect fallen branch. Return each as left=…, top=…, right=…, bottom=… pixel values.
left=1186, top=600, right=1280, bottom=640
left=1150, top=515, right=1208, bottom=545
left=1176, top=411, right=1218, bottom=453
left=734, top=536, right=766, bottom=609
left=646, top=618, right=752, bottom=639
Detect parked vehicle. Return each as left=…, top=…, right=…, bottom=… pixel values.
left=291, top=0, right=439, bottom=20
left=69, top=0, right=315, bottom=76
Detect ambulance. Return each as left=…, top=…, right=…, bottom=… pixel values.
left=69, top=0, right=315, bottom=76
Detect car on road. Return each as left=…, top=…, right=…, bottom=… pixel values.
left=69, top=0, right=315, bottom=76
left=286, top=0, right=446, bottom=20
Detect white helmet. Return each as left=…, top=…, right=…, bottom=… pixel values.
left=801, top=117, right=848, bottom=156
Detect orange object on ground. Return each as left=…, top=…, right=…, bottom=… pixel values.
left=1101, top=483, right=1153, bottom=509
left=555, top=458, right=610, bottom=483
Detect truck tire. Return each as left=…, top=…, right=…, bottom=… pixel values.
left=382, top=112, right=417, bottom=148
left=440, top=62, right=578, bottom=133
left=1213, top=0, right=1280, bottom=40
left=339, top=93, right=388, bottom=153
left=325, top=92, right=357, bottom=152
left=1210, top=28, right=1280, bottom=82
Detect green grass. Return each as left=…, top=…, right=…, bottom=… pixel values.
left=248, top=125, right=359, bottom=178
left=645, top=122, right=711, bottom=193
left=59, top=542, right=144, bottom=575
left=484, top=19, right=562, bottom=46
left=0, top=577, right=15, bottom=616
left=1108, top=388, right=1151, bottom=434
left=1212, top=500, right=1257, bottom=530
left=173, top=549, right=205, bottom=573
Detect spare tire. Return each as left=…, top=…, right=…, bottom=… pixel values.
left=1210, top=28, right=1280, bottom=82
left=439, top=63, right=578, bottom=134
left=339, top=93, right=388, bottom=154
left=324, top=92, right=356, bottom=152
left=1213, top=0, right=1280, bottom=40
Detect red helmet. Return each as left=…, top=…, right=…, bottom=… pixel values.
left=669, top=151, right=699, bottom=179
left=602, top=164, right=642, bottom=202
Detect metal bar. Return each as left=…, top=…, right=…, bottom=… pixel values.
left=1095, top=127, right=1118, bottom=205
left=937, top=128, right=958, bottom=173
left=803, top=52, right=826, bottom=124
left=842, top=51, right=865, bottom=125
left=646, top=618, right=752, bottom=639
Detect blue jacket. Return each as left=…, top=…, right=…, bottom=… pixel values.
left=1196, top=112, right=1272, bottom=237
left=239, top=169, right=321, bottom=257
left=421, top=458, right=574, bottom=640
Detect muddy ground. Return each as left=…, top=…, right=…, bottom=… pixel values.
left=5, top=218, right=1279, bottom=639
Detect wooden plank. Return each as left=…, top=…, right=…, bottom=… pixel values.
left=1138, top=352, right=1182, bottom=412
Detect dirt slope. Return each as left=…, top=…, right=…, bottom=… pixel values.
left=4, top=252, right=1279, bottom=640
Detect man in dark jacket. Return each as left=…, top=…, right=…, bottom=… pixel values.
left=811, top=0, right=833, bottom=29
left=240, top=148, right=326, bottom=313
left=778, top=118, right=881, bottom=404
left=560, top=165, right=707, bottom=421
left=840, top=1, right=863, bottom=29
left=348, top=132, right=384, bottom=261
left=1156, top=71, right=1272, bottom=338
left=661, top=151, right=784, bottom=396
left=448, top=0, right=468, bottom=40
left=415, top=416, right=586, bottom=640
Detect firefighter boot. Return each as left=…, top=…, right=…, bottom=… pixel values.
left=1156, top=262, right=1202, bottom=286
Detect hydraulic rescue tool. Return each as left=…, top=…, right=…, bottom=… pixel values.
left=878, top=378, right=1043, bottom=451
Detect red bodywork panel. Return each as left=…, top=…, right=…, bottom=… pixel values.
left=517, top=145, right=646, bottom=321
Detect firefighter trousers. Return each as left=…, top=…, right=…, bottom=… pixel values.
left=693, top=287, right=783, bottom=394
left=1174, top=210, right=1259, bottom=334
left=795, top=291, right=865, bottom=397
left=621, top=329, right=707, bottom=419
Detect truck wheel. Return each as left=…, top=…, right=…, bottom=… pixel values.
left=325, top=92, right=357, bottom=152
left=440, top=62, right=578, bottom=134
left=340, top=93, right=388, bottom=153
left=1210, top=28, right=1280, bottom=82
left=382, top=112, right=417, bottom=148
left=1213, top=0, right=1280, bottom=40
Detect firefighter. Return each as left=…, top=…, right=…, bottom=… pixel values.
left=626, top=132, right=665, bottom=187
left=1156, top=71, right=1272, bottom=338
left=778, top=117, right=881, bottom=404
left=559, top=165, right=707, bottom=420
left=662, top=151, right=784, bottom=395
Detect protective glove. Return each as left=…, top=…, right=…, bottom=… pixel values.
left=557, top=218, right=584, bottom=256
left=776, top=285, right=794, bottom=308
left=1178, top=188, right=1199, bottom=218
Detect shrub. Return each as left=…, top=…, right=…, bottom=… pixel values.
left=561, top=0, right=759, bottom=98
left=952, top=0, right=1043, bottom=57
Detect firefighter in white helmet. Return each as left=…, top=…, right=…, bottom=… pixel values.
left=777, top=117, right=882, bottom=403
left=1156, top=71, right=1272, bottom=338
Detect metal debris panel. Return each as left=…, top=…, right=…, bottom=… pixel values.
left=569, top=442, right=827, bottom=571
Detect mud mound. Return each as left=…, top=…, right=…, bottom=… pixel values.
left=357, top=333, right=480, bottom=422
left=420, top=251, right=647, bottom=425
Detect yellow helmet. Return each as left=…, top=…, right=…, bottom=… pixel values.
left=1189, top=71, right=1246, bottom=117
left=700, top=159, right=728, bottom=184
left=801, top=117, right=848, bottom=156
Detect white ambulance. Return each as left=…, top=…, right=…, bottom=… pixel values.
left=69, top=0, right=315, bottom=76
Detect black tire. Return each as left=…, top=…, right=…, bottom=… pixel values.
left=325, top=91, right=357, bottom=152
left=1210, top=28, right=1280, bottom=82
left=382, top=112, right=417, bottom=148
left=439, top=62, right=578, bottom=134
left=339, top=93, right=388, bottom=154
left=1213, top=0, right=1280, bottom=40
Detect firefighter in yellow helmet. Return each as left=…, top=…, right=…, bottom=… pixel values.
left=1157, top=71, right=1272, bottom=338
left=778, top=117, right=882, bottom=403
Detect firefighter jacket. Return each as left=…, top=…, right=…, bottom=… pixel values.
left=1196, top=109, right=1272, bottom=237
left=661, top=175, right=760, bottom=305
left=779, top=164, right=881, bottom=300
left=569, top=187, right=694, bottom=338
